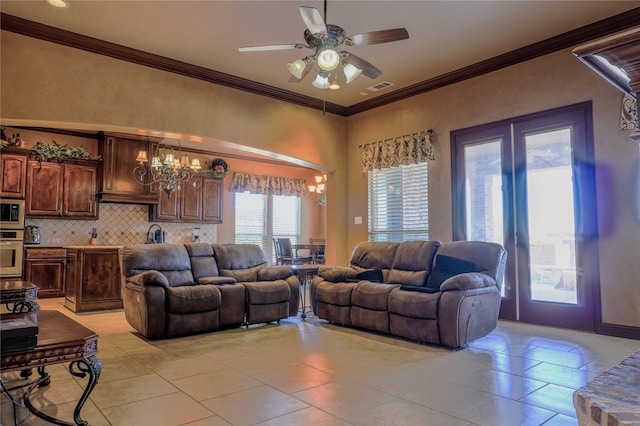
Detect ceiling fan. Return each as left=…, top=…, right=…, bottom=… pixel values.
left=238, top=1, right=409, bottom=90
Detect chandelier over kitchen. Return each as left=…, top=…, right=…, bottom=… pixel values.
left=134, top=141, right=201, bottom=197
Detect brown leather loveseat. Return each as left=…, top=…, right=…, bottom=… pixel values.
left=310, top=240, right=507, bottom=348
left=119, top=243, right=300, bottom=339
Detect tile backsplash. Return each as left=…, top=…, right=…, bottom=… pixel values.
left=25, top=203, right=217, bottom=246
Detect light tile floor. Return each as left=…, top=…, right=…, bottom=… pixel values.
left=2, top=298, right=638, bottom=426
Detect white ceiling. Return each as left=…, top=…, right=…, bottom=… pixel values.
left=1, top=0, right=638, bottom=108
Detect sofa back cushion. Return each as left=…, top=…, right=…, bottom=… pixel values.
left=435, top=241, right=507, bottom=290
left=387, top=240, right=441, bottom=285
left=350, top=242, right=399, bottom=280
left=212, top=244, right=268, bottom=281
left=121, top=244, right=195, bottom=287
left=185, top=243, right=220, bottom=280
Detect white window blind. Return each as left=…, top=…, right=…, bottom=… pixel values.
left=235, top=192, right=267, bottom=248
left=234, top=193, right=301, bottom=261
left=368, top=163, right=429, bottom=242
left=272, top=195, right=301, bottom=247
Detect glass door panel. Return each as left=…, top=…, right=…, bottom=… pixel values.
left=525, top=129, right=578, bottom=304
left=464, top=141, right=504, bottom=245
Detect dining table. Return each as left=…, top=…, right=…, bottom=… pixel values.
left=292, top=243, right=325, bottom=264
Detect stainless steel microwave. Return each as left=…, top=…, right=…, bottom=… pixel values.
left=0, top=199, right=25, bottom=229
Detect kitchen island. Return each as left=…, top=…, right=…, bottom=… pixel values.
left=63, top=245, right=123, bottom=313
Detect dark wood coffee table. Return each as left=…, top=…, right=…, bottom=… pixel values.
left=1, top=310, right=101, bottom=426
left=1, top=280, right=40, bottom=313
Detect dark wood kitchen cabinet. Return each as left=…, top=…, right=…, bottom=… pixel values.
left=64, top=246, right=122, bottom=313
left=98, top=132, right=160, bottom=204
left=25, top=161, right=99, bottom=219
left=23, top=247, right=66, bottom=298
left=150, top=175, right=222, bottom=223
left=0, top=148, right=29, bottom=199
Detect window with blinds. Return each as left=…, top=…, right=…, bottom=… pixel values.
left=368, top=163, right=429, bottom=242
left=272, top=195, right=301, bottom=247
left=234, top=192, right=301, bottom=261
left=234, top=192, right=267, bottom=247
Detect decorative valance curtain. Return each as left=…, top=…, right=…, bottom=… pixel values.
left=620, top=93, right=638, bottom=131
left=230, top=172, right=308, bottom=197
left=360, top=129, right=435, bottom=173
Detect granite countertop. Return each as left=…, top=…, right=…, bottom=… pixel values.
left=24, top=244, right=123, bottom=249
left=63, top=245, right=124, bottom=249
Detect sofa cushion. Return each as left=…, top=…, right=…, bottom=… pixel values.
left=121, top=244, right=195, bottom=287
left=388, top=287, right=439, bottom=319
left=185, top=243, right=220, bottom=280
left=350, top=242, right=399, bottom=271
left=166, top=285, right=221, bottom=314
left=351, top=281, right=400, bottom=310
left=426, top=255, right=475, bottom=290
left=243, top=280, right=290, bottom=305
left=387, top=240, right=441, bottom=285
left=315, top=282, right=356, bottom=306
left=213, top=244, right=267, bottom=270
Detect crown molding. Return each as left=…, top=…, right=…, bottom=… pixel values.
left=2, top=8, right=640, bottom=117
left=0, top=13, right=347, bottom=116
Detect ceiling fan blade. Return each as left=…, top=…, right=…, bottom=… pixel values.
left=348, top=28, right=409, bottom=46
left=239, top=44, right=305, bottom=52
left=299, top=6, right=327, bottom=36
left=288, top=65, right=314, bottom=83
left=342, top=52, right=383, bottom=79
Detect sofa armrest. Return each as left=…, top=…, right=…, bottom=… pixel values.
left=127, top=270, right=170, bottom=288
left=440, top=272, right=496, bottom=292
left=317, top=266, right=357, bottom=282
left=258, top=266, right=293, bottom=281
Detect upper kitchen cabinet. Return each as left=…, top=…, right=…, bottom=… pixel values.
left=98, top=132, right=160, bottom=204
left=0, top=147, right=30, bottom=199
left=26, top=161, right=99, bottom=219
left=150, top=175, right=223, bottom=223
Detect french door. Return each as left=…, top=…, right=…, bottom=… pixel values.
left=452, top=102, right=600, bottom=331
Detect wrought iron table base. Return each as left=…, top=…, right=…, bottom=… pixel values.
left=1, top=356, right=101, bottom=426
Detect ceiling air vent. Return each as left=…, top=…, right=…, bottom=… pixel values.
left=367, top=81, right=394, bottom=92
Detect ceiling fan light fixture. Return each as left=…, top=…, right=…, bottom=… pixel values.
left=317, top=48, right=340, bottom=71
left=45, top=0, right=69, bottom=8
left=343, top=63, right=363, bottom=83
left=287, top=58, right=307, bottom=79
left=312, top=72, right=331, bottom=89
left=329, top=80, right=341, bottom=90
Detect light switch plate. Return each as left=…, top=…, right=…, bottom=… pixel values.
left=354, top=216, right=363, bottom=225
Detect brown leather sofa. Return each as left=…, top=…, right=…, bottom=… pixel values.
left=119, top=243, right=300, bottom=339
left=310, top=240, right=507, bottom=348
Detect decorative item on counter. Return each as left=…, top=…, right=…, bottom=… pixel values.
left=205, top=158, right=229, bottom=179
left=32, top=140, right=102, bottom=163
left=191, top=227, right=200, bottom=242
left=90, top=228, right=98, bottom=245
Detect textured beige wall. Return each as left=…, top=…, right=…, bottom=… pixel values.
left=346, top=48, right=640, bottom=328
left=0, top=31, right=348, bottom=264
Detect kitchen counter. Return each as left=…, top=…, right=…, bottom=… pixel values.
left=25, top=244, right=123, bottom=249
left=62, top=245, right=124, bottom=249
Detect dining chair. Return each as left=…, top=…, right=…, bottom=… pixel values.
left=277, top=238, right=313, bottom=265
left=310, top=238, right=326, bottom=264
left=273, top=238, right=284, bottom=265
